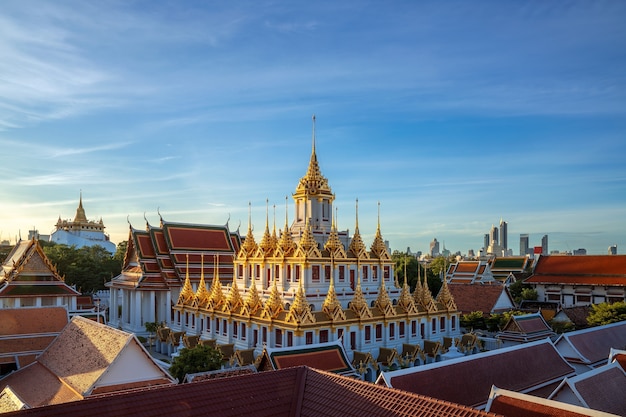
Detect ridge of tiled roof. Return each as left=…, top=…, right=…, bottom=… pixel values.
left=0, top=366, right=500, bottom=417
left=554, top=321, right=626, bottom=365
left=486, top=386, right=619, bottom=417
left=378, top=339, right=575, bottom=408
left=549, top=362, right=626, bottom=416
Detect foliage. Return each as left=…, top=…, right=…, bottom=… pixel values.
left=168, top=344, right=224, bottom=383
left=508, top=279, right=534, bottom=305
left=549, top=320, right=575, bottom=334
left=460, top=311, right=486, bottom=330
left=586, top=301, right=626, bottom=327
left=520, top=288, right=538, bottom=301
left=41, top=242, right=124, bottom=293
left=391, top=252, right=441, bottom=295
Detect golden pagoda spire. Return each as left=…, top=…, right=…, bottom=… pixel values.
left=270, top=204, right=278, bottom=250
left=258, top=199, right=273, bottom=256
left=374, top=279, right=395, bottom=317
left=417, top=268, right=437, bottom=312
left=286, top=277, right=316, bottom=324
left=74, top=191, right=88, bottom=223
left=294, top=115, right=332, bottom=198
left=240, top=202, right=257, bottom=257
left=297, top=215, right=321, bottom=258
left=262, top=277, right=284, bottom=319
left=276, top=196, right=296, bottom=257
left=436, top=278, right=457, bottom=311
left=176, top=254, right=195, bottom=306
left=241, top=282, right=262, bottom=316
left=224, top=274, right=243, bottom=313
left=349, top=265, right=372, bottom=319
left=195, top=254, right=211, bottom=309
left=370, top=201, right=390, bottom=260
left=322, top=266, right=346, bottom=321
left=324, top=205, right=346, bottom=257
left=208, top=254, right=225, bottom=310
left=398, top=260, right=417, bottom=314
left=348, top=199, right=368, bottom=259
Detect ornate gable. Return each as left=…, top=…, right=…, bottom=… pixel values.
left=349, top=275, right=372, bottom=319
left=322, top=276, right=346, bottom=322
left=374, top=283, right=396, bottom=317
left=241, top=284, right=262, bottom=317
left=261, top=280, right=284, bottom=320
left=436, top=279, right=457, bottom=311
left=286, top=280, right=316, bottom=325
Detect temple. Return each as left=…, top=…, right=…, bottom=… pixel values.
left=50, top=193, right=117, bottom=254
left=108, top=118, right=461, bottom=378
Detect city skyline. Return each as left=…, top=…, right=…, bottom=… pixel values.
left=1, top=1, right=625, bottom=255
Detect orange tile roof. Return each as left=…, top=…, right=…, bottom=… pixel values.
left=379, top=339, right=575, bottom=408
left=447, top=283, right=513, bottom=314
left=0, top=307, right=69, bottom=335
left=0, top=366, right=499, bottom=417
left=526, top=255, right=626, bottom=285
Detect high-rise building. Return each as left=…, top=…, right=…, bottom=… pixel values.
left=489, top=225, right=499, bottom=247
left=483, top=234, right=489, bottom=250
left=430, top=238, right=440, bottom=257
left=608, top=245, right=617, bottom=255
left=499, top=219, right=508, bottom=251
left=520, top=234, right=529, bottom=256
left=541, top=235, right=549, bottom=255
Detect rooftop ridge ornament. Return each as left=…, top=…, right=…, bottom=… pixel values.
left=348, top=199, right=368, bottom=259
left=177, top=254, right=195, bottom=306
left=370, top=201, right=391, bottom=260
left=195, top=253, right=210, bottom=309
left=287, top=277, right=316, bottom=324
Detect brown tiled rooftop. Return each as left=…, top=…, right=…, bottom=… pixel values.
left=0, top=307, right=68, bottom=335
left=379, top=339, right=575, bottom=408
left=1, top=366, right=500, bottom=417
left=447, top=283, right=512, bottom=314
left=556, top=321, right=626, bottom=365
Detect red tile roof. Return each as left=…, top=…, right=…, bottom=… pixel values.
left=378, top=339, right=575, bottom=408
left=447, top=283, right=514, bottom=315
left=497, top=313, right=555, bottom=343
left=487, top=386, right=616, bottom=417
left=525, top=255, right=626, bottom=286
left=550, top=362, right=626, bottom=416
left=1, top=366, right=499, bottom=417
left=554, top=321, right=626, bottom=365
left=258, top=340, right=357, bottom=376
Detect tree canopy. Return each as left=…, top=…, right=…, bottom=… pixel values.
left=168, top=344, right=224, bottom=382
left=39, top=241, right=126, bottom=293
left=391, top=252, right=442, bottom=296
left=586, top=301, right=626, bottom=327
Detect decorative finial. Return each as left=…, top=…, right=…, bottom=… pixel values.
left=312, top=114, right=316, bottom=154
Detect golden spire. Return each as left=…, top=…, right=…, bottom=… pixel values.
left=398, top=261, right=417, bottom=314
left=348, top=199, right=368, bottom=259
left=195, top=254, right=210, bottom=309
left=294, top=115, right=333, bottom=199
left=208, top=254, right=225, bottom=310
left=240, top=202, right=257, bottom=257
left=176, top=254, right=195, bottom=306
left=436, top=278, right=457, bottom=311
left=262, top=278, right=284, bottom=319
left=270, top=204, right=278, bottom=250
left=297, top=216, right=321, bottom=257
left=415, top=268, right=437, bottom=312
left=277, top=197, right=296, bottom=257
left=370, top=201, right=390, bottom=260
left=242, top=282, right=262, bottom=316
left=286, top=278, right=316, bottom=324
left=374, top=280, right=395, bottom=317
left=258, top=199, right=273, bottom=256
left=324, top=205, right=346, bottom=258
left=74, top=191, right=88, bottom=223
left=322, top=267, right=346, bottom=321
left=349, top=266, right=372, bottom=319
left=223, top=276, right=243, bottom=313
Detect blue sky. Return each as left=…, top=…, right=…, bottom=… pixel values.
left=0, top=1, right=625, bottom=256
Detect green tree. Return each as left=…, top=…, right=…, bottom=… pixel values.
left=586, top=301, right=626, bottom=326
left=168, top=344, right=224, bottom=383
left=520, top=288, right=538, bottom=301
left=460, top=311, right=486, bottom=330
left=42, top=243, right=122, bottom=293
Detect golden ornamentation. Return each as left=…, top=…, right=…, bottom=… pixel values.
left=194, top=255, right=210, bottom=309
left=261, top=279, right=284, bottom=319
left=436, top=279, right=457, bottom=311
left=322, top=273, right=346, bottom=321
left=374, top=282, right=396, bottom=317
left=241, top=283, right=262, bottom=317
left=177, top=255, right=195, bottom=306
left=286, top=279, right=316, bottom=324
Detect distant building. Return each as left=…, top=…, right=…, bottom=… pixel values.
left=429, top=238, right=440, bottom=257
left=499, top=219, right=508, bottom=252
left=50, top=193, right=116, bottom=254
left=541, top=234, right=549, bottom=255
left=524, top=255, right=626, bottom=308
left=573, top=248, right=587, bottom=255
left=489, top=225, right=499, bottom=248
left=520, top=234, right=529, bottom=256
left=483, top=234, right=489, bottom=251
left=608, top=245, right=617, bottom=255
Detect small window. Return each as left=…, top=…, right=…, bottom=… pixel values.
left=389, top=323, right=395, bottom=340
left=305, top=332, right=313, bottom=345
left=375, top=324, right=382, bottom=342
left=365, top=326, right=371, bottom=343
left=312, top=265, right=320, bottom=283
left=339, top=266, right=345, bottom=282
left=399, top=322, right=405, bottom=338
left=275, top=329, right=283, bottom=348
left=320, top=329, right=329, bottom=343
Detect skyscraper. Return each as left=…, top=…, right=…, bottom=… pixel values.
left=483, top=234, right=489, bottom=250
left=489, top=225, right=499, bottom=246
left=520, top=234, right=529, bottom=256
left=430, top=238, right=440, bottom=257
left=499, top=219, right=508, bottom=252
left=541, top=235, right=549, bottom=255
